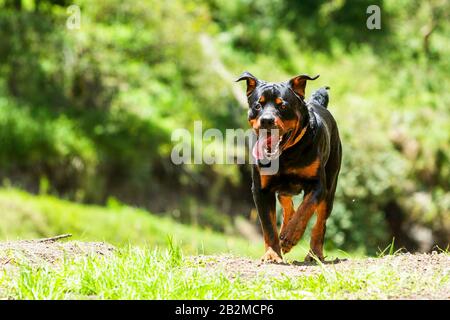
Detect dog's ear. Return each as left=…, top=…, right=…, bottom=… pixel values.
left=236, top=71, right=259, bottom=96
left=288, top=74, right=320, bottom=98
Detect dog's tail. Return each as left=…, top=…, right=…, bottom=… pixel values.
left=309, top=86, right=330, bottom=109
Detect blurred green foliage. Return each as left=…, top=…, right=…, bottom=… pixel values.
left=0, top=0, right=448, bottom=254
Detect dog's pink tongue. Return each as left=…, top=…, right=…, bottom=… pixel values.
left=252, top=135, right=272, bottom=160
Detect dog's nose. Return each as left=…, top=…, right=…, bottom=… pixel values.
left=260, top=115, right=275, bottom=128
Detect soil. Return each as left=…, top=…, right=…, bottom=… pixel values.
left=189, top=253, right=450, bottom=280
left=188, top=253, right=450, bottom=299
left=1, top=238, right=448, bottom=299
left=0, top=238, right=114, bottom=268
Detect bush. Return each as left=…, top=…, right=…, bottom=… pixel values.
left=0, top=0, right=448, bottom=254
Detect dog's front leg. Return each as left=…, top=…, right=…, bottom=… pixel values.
left=279, top=185, right=324, bottom=255
left=252, top=186, right=282, bottom=263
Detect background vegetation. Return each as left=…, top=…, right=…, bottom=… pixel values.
left=0, top=0, right=448, bottom=255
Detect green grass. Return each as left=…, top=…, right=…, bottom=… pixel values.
left=1, top=245, right=447, bottom=299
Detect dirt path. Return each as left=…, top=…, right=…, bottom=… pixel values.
left=1, top=239, right=448, bottom=299
left=189, top=253, right=450, bottom=280
left=188, top=253, right=450, bottom=299
left=0, top=238, right=114, bottom=268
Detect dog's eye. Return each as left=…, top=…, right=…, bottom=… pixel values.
left=254, top=103, right=262, bottom=110
left=279, top=103, right=287, bottom=110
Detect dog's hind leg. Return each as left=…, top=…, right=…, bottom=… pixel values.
left=305, top=201, right=328, bottom=262
left=306, top=168, right=339, bottom=262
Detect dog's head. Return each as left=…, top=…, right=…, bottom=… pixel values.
left=236, top=71, right=319, bottom=160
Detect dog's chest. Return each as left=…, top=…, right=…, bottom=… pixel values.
left=263, top=160, right=320, bottom=195
left=268, top=173, right=316, bottom=196
left=272, top=175, right=305, bottom=195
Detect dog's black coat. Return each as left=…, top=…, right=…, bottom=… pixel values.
left=237, top=71, right=342, bottom=260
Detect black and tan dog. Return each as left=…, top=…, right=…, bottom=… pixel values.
left=237, top=72, right=342, bottom=263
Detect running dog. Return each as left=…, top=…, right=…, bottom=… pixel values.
left=237, top=72, right=342, bottom=263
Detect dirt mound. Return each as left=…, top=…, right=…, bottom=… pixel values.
left=1, top=236, right=448, bottom=299
left=190, top=252, right=450, bottom=279
left=0, top=235, right=115, bottom=268
left=188, top=252, right=450, bottom=300
left=189, top=254, right=343, bottom=279
left=189, top=253, right=450, bottom=299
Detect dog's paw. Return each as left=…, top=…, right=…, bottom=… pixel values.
left=280, top=240, right=293, bottom=254
left=260, top=247, right=283, bottom=264
left=280, top=232, right=296, bottom=254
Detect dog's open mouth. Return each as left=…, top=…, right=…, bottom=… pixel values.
left=252, top=130, right=292, bottom=161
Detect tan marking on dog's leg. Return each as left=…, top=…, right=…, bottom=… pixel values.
left=305, top=201, right=327, bottom=262
left=278, top=194, right=295, bottom=236
left=280, top=193, right=318, bottom=254
left=260, top=174, right=271, bottom=189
